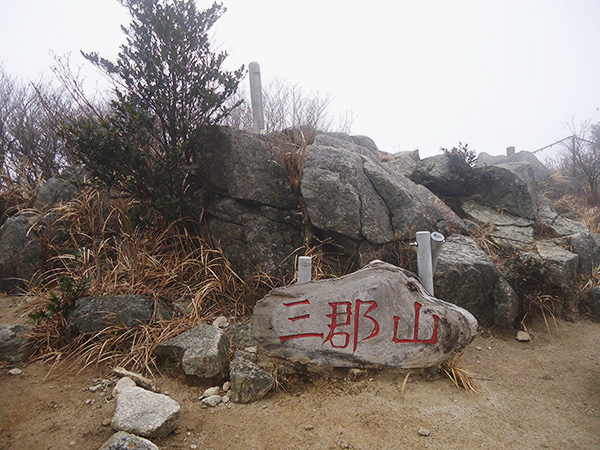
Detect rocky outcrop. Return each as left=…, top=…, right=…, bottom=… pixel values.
left=434, top=235, right=519, bottom=327
left=0, top=215, right=43, bottom=293
left=529, top=242, right=579, bottom=291
left=585, top=287, right=600, bottom=321
left=561, top=232, right=600, bottom=273
left=0, top=324, right=33, bottom=362
left=197, top=128, right=466, bottom=275
left=413, top=154, right=538, bottom=220
left=380, top=151, right=418, bottom=178
left=33, top=167, right=87, bottom=211
left=477, top=150, right=552, bottom=183
left=67, top=295, right=171, bottom=334
left=0, top=167, right=88, bottom=293
left=154, top=323, right=229, bottom=379
left=536, top=195, right=589, bottom=237
left=462, top=200, right=534, bottom=253
left=474, top=165, right=538, bottom=220
left=301, top=141, right=465, bottom=244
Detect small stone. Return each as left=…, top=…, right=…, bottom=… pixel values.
left=212, top=316, right=229, bottom=329
left=69, top=440, right=76, bottom=446
left=89, top=384, right=103, bottom=392
left=347, top=368, right=368, bottom=381
left=229, top=356, right=274, bottom=404
left=515, top=330, right=531, bottom=342
left=8, top=368, right=22, bottom=375
left=222, top=394, right=230, bottom=403
left=85, top=398, right=94, bottom=405
left=202, top=394, right=223, bottom=407
left=222, top=381, right=231, bottom=391
left=244, top=346, right=257, bottom=353
left=487, top=346, right=492, bottom=350
left=190, top=445, right=198, bottom=449
left=98, top=431, right=159, bottom=450
left=337, top=441, right=349, bottom=449
left=154, top=323, right=229, bottom=379
left=475, top=346, right=483, bottom=351
left=304, top=424, right=314, bottom=431
left=418, top=427, right=431, bottom=437
left=112, top=386, right=180, bottom=438
left=201, top=386, right=220, bottom=398
left=102, top=418, right=112, bottom=426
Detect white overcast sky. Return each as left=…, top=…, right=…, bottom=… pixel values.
left=1, top=0, right=599, bottom=157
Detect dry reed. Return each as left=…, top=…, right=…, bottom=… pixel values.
left=24, top=186, right=278, bottom=374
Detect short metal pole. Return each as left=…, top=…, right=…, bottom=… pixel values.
left=416, top=231, right=434, bottom=295
left=297, top=256, right=312, bottom=283
left=430, top=232, right=445, bottom=272
left=249, top=62, right=265, bottom=134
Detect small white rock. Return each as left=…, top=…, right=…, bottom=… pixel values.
left=202, top=394, right=223, bottom=407
left=222, top=394, right=230, bottom=403
left=212, top=316, right=229, bottom=328
left=222, top=381, right=231, bottom=391
left=418, top=427, right=431, bottom=437
left=8, top=368, right=23, bottom=375
left=245, top=346, right=257, bottom=353
left=515, top=330, right=531, bottom=342
left=201, top=386, right=220, bottom=398
left=190, top=445, right=198, bottom=450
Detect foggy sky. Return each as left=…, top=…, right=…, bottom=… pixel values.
left=1, top=0, right=599, bottom=157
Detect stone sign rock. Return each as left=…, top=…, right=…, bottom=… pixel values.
left=251, top=260, right=477, bottom=369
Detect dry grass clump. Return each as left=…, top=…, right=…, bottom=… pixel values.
left=24, top=186, right=278, bottom=374
left=0, top=168, right=43, bottom=224
left=470, top=223, right=502, bottom=263
left=441, top=351, right=479, bottom=393
left=519, top=294, right=559, bottom=334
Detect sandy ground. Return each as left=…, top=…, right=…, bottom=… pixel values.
left=1, top=295, right=599, bottom=450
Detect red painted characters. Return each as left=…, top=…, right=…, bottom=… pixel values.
left=278, top=298, right=439, bottom=352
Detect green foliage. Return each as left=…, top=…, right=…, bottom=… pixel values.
left=66, top=0, right=244, bottom=221
left=440, top=142, right=478, bottom=195
left=29, top=275, right=90, bottom=324
left=442, top=142, right=477, bottom=168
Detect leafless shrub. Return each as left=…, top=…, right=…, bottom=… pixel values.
left=223, top=77, right=355, bottom=134
left=547, top=119, right=600, bottom=204
left=0, top=65, right=79, bottom=186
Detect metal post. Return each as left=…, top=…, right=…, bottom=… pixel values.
left=416, top=231, right=434, bottom=295
left=297, top=256, right=312, bottom=284
left=249, top=62, right=265, bottom=134
left=430, top=232, right=445, bottom=272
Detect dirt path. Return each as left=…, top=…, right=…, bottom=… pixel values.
left=1, top=295, right=599, bottom=450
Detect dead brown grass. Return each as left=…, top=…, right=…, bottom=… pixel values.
left=441, top=351, right=479, bottom=393
left=23, top=186, right=278, bottom=374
